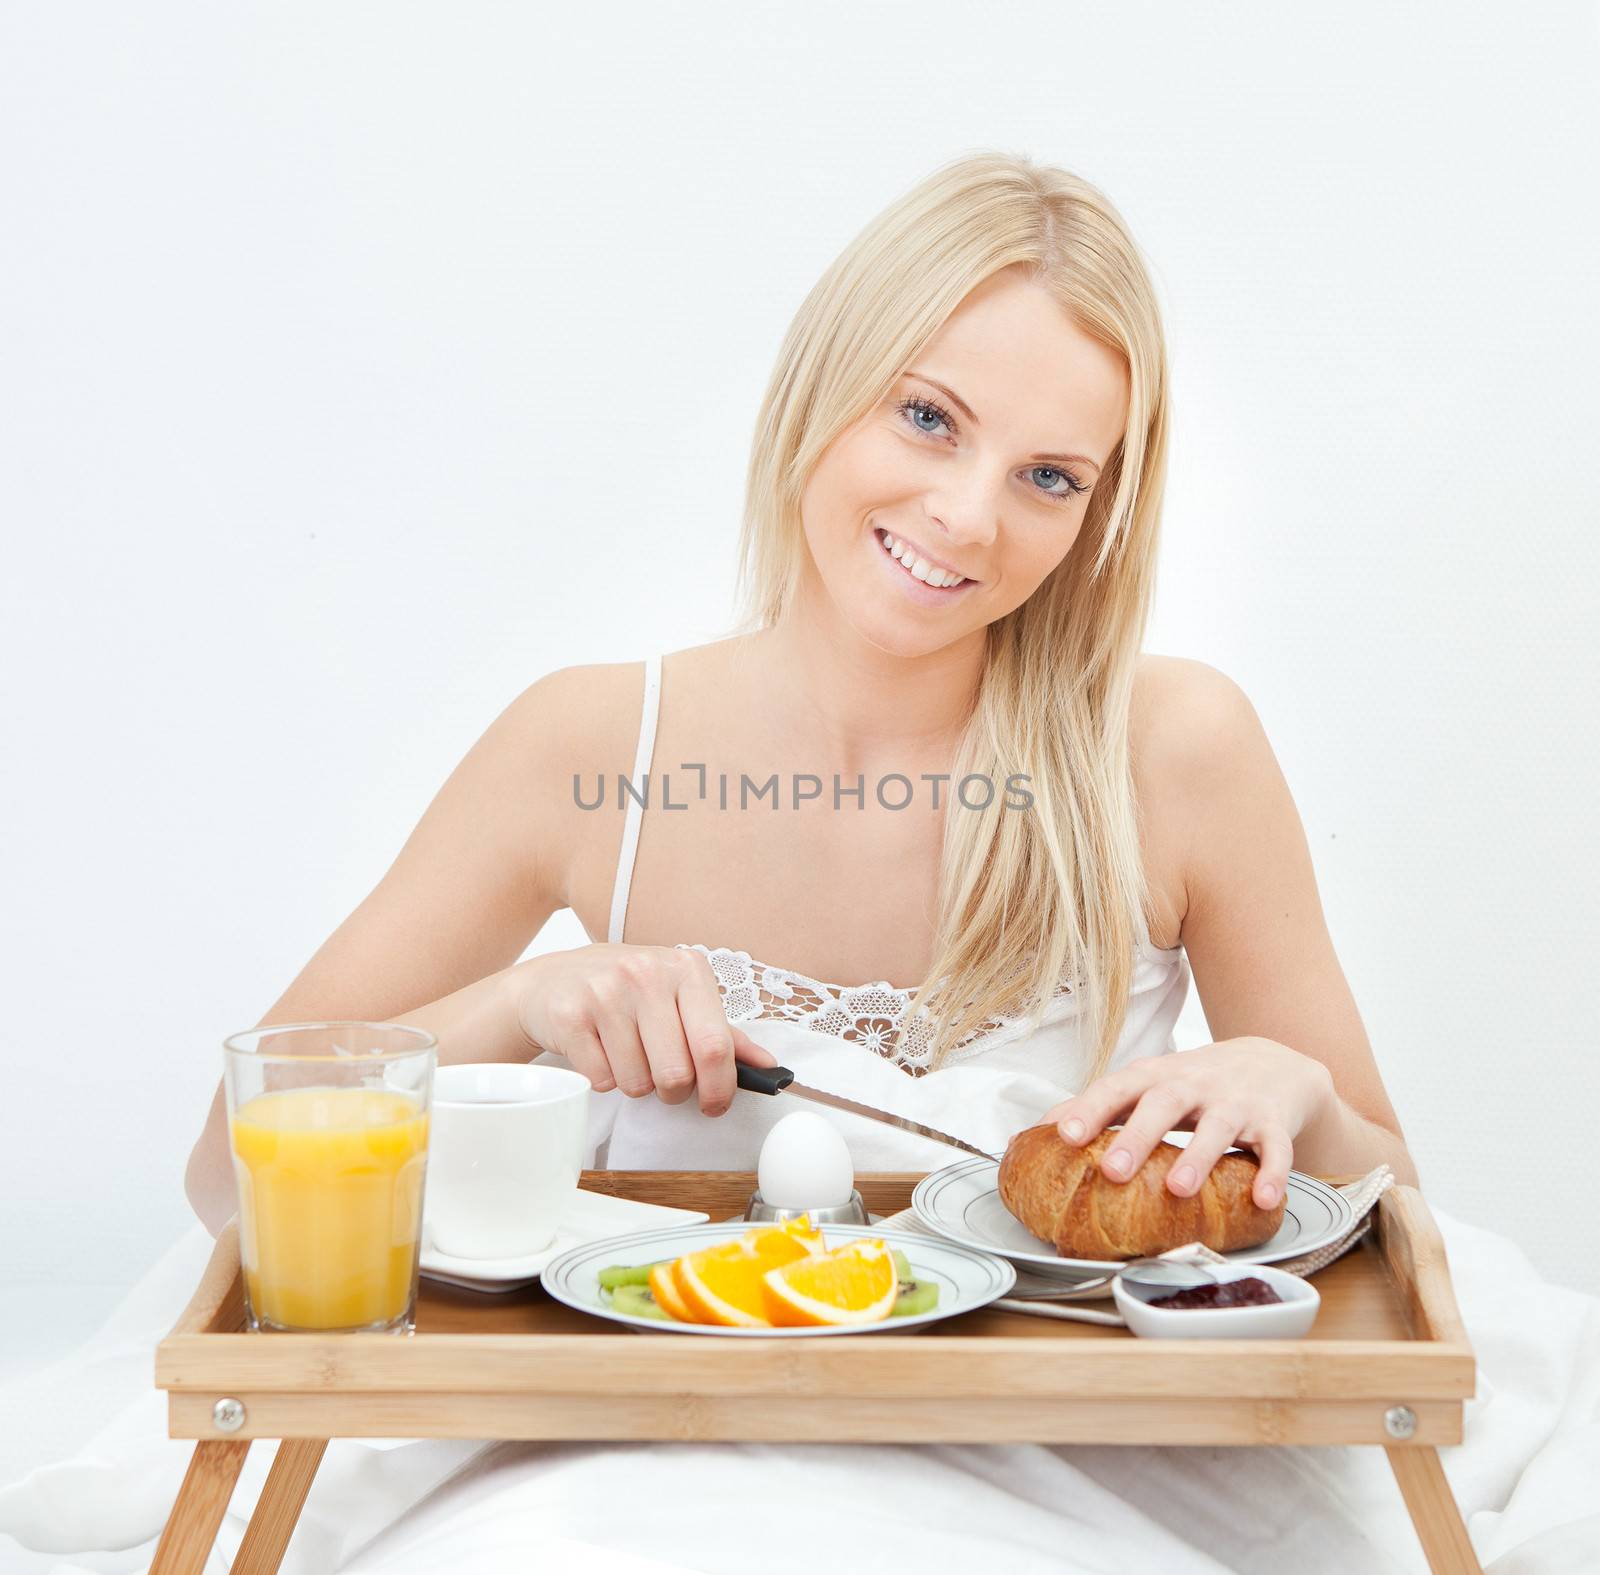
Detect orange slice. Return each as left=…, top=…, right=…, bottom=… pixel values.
left=673, top=1241, right=776, bottom=1327
left=655, top=1220, right=827, bottom=1327
left=740, top=1217, right=825, bottom=1266
left=648, top=1260, right=698, bottom=1322
left=775, top=1213, right=826, bottom=1249
left=760, top=1238, right=898, bottom=1327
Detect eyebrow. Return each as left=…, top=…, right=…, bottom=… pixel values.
left=904, top=369, right=1103, bottom=476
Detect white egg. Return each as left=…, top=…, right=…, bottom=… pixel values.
left=757, top=1110, right=855, bottom=1209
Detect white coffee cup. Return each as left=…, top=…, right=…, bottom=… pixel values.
left=424, top=1063, right=591, bottom=1258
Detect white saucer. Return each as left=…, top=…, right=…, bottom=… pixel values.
left=419, top=1188, right=711, bottom=1293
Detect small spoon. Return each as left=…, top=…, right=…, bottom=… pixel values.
left=1021, top=1252, right=1229, bottom=1302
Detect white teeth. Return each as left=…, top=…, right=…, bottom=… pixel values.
left=878, top=531, right=966, bottom=588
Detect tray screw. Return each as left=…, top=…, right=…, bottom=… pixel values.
left=212, top=1398, right=246, bottom=1433
left=1383, top=1405, right=1417, bottom=1440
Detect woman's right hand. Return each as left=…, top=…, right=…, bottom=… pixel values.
left=512, top=944, right=779, bottom=1117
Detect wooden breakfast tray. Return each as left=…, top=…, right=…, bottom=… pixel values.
left=151, top=1171, right=1482, bottom=1575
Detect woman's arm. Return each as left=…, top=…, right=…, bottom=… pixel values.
left=1048, top=658, right=1421, bottom=1196
left=184, top=668, right=596, bottom=1235
left=1290, top=1078, right=1419, bottom=1183
left=1152, top=658, right=1419, bottom=1183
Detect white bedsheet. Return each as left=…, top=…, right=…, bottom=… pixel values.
left=1, top=1202, right=1596, bottom=1575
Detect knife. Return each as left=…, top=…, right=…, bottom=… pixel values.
left=735, top=1062, right=1002, bottom=1163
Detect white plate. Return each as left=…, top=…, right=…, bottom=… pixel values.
left=911, top=1141, right=1355, bottom=1281
left=539, top=1221, right=1016, bottom=1336
left=419, top=1188, right=710, bottom=1292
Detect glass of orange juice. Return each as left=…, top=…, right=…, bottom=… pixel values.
left=223, top=1021, right=436, bottom=1334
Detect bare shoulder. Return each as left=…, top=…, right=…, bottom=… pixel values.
left=507, top=641, right=746, bottom=927
left=517, top=638, right=739, bottom=729
left=1130, top=654, right=1270, bottom=946
left=508, top=635, right=744, bottom=791
left=510, top=657, right=660, bottom=765
left=488, top=659, right=654, bottom=904
left=1131, top=654, right=1262, bottom=772
left=513, top=659, right=650, bottom=749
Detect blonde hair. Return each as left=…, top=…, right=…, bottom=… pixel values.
left=727, top=149, right=1171, bottom=1083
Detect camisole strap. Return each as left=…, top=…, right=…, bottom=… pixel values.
left=606, top=653, right=663, bottom=946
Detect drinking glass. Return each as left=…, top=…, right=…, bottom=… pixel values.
left=223, top=1021, right=436, bottom=1333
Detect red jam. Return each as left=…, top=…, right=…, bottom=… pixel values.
left=1145, top=1276, right=1283, bottom=1310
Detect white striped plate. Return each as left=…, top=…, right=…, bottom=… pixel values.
left=911, top=1150, right=1354, bottom=1281
left=540, top=1221, right=1015, bottom=1336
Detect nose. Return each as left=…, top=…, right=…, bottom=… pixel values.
left=923, top=468, right=1000, bottom=553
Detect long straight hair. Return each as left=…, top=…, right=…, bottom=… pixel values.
left=726, top=150, right=1171, bottom=1083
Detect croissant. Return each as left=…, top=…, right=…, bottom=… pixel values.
left=996, top=1123, right=1286, bottom=1259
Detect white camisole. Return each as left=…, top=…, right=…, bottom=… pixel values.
left=565, top=653, right=1193, bottom=1172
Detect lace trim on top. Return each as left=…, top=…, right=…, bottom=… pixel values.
left=676, top=943, right=1085, bottom=1078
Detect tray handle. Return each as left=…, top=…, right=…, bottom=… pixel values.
left=1377, top=1186, right=1470, bottom=1348
left=164, top=1219, right=243, bottom=1339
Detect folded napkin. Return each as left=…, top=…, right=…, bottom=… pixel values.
left=879, top=1163, right=1396, bottom=1325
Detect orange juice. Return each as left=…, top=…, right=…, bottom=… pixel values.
left=229, top=1085, right=429, bottom=1329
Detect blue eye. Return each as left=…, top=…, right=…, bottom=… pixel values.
left=895, top=395, right=1090, bottom=504
left=1030, top=464, right=1090, bottom=500
left=898, top=394, right=953, bottom=437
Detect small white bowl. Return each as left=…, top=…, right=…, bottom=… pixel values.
left=1112, top=1260, right=1320, bottom=1339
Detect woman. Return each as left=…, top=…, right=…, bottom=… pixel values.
left=185, top=150, right=1415, bottom=1232
left=178, top=150, right=1433, bottom=1571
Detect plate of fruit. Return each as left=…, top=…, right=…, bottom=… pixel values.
left=540, top=1214, right=1016, bottom=1336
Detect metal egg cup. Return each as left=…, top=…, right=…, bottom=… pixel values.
left=739, top=1188, right=876, bottom=1225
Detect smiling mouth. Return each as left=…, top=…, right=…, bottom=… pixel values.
left=873, top=527, right=975, bottom=590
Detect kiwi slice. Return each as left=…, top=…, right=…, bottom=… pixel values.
left=597, top=1258, right=673, bottom=1290
left=889, top=1278, right=939, bottom=1317
left=886, top=1248, right=938, bottom=1317
left=610, top=1282, right=672, bottom=1321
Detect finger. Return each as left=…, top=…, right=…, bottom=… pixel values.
left=1099, top=1083, right=1199, bottom=1183
left=556, top=1024, right=617, bottom=1093
left=633, top=980, right=697, bottom=1106
left=590, top=987, right=654, bottom=1098
left=1164, top=1108, right=1244, bottom=1197
left=1238, top=1122, right=1294, bottom=1209
left=731, top=1027, right=778, bottom=1067
left=1049, top=1060, right=1163, bottom=1145
left=673, top=958, right=742, bottom=1117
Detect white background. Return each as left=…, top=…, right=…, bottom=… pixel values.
left=3, top=0, right=1596, bottom=1387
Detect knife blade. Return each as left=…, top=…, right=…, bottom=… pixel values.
left=735, top=1061, right=1002, bottom=1163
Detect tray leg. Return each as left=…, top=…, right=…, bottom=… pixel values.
left=150, top=1439, right=251, bottom=1575
left=1386, top=1445, right=1483, bottom=1575
left=232, top=1438, right=328, bottom=1574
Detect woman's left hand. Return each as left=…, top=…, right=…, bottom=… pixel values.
left=1040, top=1037, right=1336, bottom=1210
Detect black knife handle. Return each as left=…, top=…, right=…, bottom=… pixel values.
left=736, top=1062, right=795, bottom=1095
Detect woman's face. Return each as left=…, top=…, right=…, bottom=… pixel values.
left=797, top=265, right=1130, bottom=656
